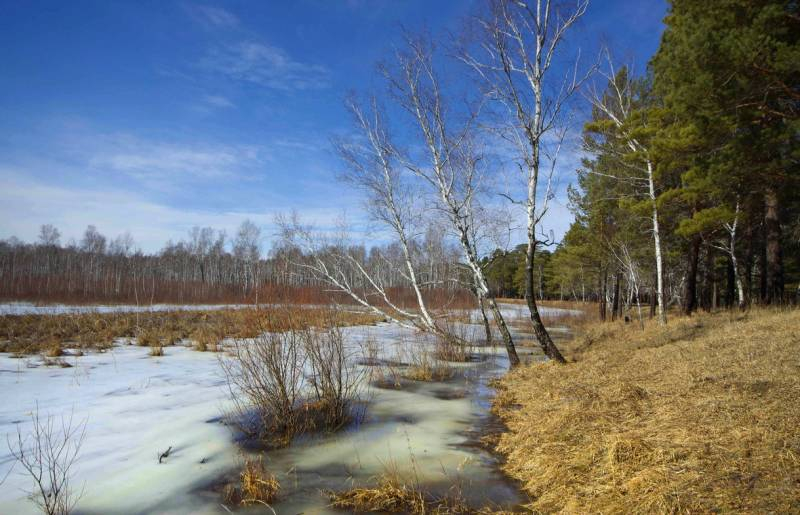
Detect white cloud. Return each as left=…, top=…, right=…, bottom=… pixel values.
left=201, top=41, right=331, bottom=90
left=188, top=4, right=239, bottom=29
left=0, top=170, right=350, bottom=253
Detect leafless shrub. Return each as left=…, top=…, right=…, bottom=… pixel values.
left=360, top=335, right=406, bottom=389
left=221, top=313, right=370, bottom=444
left=374, top=357, right=405, bottom=389
left=7, top=407, right=86, bottom=515
left=303, top=323, right=367, bottom=430
left=358, top=335, right=381, bottom=366
left=220, top=329, right=307, bottom=445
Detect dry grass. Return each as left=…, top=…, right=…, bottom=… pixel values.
left=240, top=457, right=280, bottom=506
left=148, top=345, right=164, bottom=357
left=135, top=327, right=161, bottom=347
left=329, top=472, right=428, bottom=513
left=327, top=468, right=476, bottom=514
left=43, top=341, right=63, bottom=357
left=502, top=299, right=597, bottom=352
left=372, top=363, right=405, bottom=389
left=223, top=457, right=280, bottom=507
left=404, top=349, right=453, bottom=383
left=0, top=306, right=380, bottom=355
left=404, top=362, right=454, bottom=382
left=191, top=325, right=224, bottom=352
left=492, top=307, right=800, bottom=513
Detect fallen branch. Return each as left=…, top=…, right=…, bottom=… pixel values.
left=158, top=446, right=172, bottom=464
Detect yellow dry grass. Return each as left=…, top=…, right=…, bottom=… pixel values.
left=239, top=457, right=280, bottom=506
left=329, top=473, right=428, bottom=513
left=223, top=457, right=280, bottom=507
left=492, top=307, right=800, bottom=513
left=404, top=364, right=454, bottom=382
left=327, top=470, right=480, bottom=514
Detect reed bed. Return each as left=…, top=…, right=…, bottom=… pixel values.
left=0, top=306, right=380, bottom=355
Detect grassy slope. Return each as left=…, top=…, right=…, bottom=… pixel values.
left=493, top=308, right=800, bottom=514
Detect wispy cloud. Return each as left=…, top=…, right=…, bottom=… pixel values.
left=87, top=136, right=264, bottom=183
left=202, top=94, right=235, bottom=109
left=184, top=3, right=331, bottom=92
left=187, top=4, right=240, bottom=29
left=201, top=41, right=331, bottom=90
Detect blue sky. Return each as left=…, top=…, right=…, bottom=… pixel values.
left=0, top=0, right=667, bottom=253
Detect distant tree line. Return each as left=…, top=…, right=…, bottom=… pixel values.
left=0, top=221, right=471, bottom=307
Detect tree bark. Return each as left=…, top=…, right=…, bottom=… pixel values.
left=478, top=293, right=493, bottom=345
left=701, top=245, right=714, bottom=312
left=683, top=235, right=700, bottom=315
left=525, top=240, right=566, bottom=363
left=599, top=269, right=607, bottom=322
left=486, top=297, right=519, bottom=367
left=743, top=220, right=754, bottom=307
left=764, top=187, right=784, bottom=304
left=611, top=271, right=621, bottom=321
left=726, top=258, right=736, bottom=308
left=759, top=229, right=768, bottom=303
left=647, top=161, right=667, bottom=325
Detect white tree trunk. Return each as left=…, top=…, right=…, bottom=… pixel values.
left=647, top=160, right=667, bottom=326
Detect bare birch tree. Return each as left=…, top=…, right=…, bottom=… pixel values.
left=332, top=95, right=441, bottom=333
left=461, top=0, right=591, bottom=360
left=709, top=199, right=746, bottom=309
left=277, top=213, right=431, bottom=332
left=384, top=36, right=521, bottom=366
left=610, top=239, right=645, bottom=329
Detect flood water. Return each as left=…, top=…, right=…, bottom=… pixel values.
left=216, top=324, right=532, bottom=514
left=0, top=303, right=570, bottom=514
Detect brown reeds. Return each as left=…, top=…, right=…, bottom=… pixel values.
left=0, top=306, right=380, bottom=355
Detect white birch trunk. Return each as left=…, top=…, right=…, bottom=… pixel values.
left=647, top=160, right=667, bottom=325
